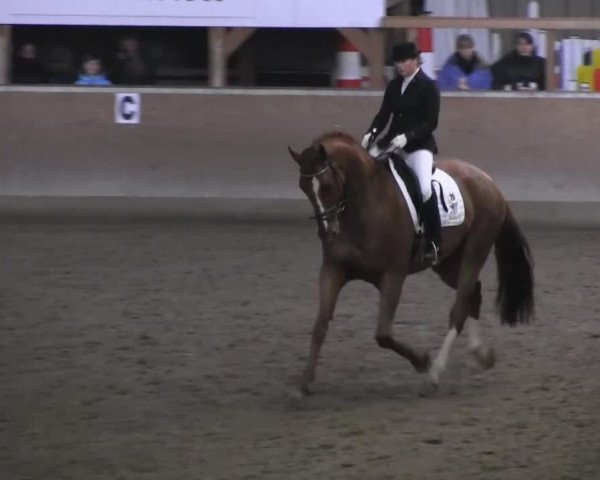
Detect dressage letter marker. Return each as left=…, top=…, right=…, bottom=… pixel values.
left=115, top=93, right=141, bottom=124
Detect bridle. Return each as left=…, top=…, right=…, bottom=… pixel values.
left=299, top=160, right=347, bottom=222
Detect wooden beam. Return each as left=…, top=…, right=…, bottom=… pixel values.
left=368, top=29, right=385, bottom=90
left=382, top=16, right=600, bottom=30
left=208, top=27, right=226, bottom=88
left=545, top=30, right=556, bottom=91
left=0, top=25, right=11, bottom=85
left=209, top=27, right=256, bottom=87
left=337, top=28, right=386, bottom=90
left=337, top=28, right=371, bottom=59
left=224, top=27, right=256, bottom=58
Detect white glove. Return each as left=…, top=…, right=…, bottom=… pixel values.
left=388, top=134, right=407, bottom=151
left=368, top=143, right=383, bottom=158
left=361, top=132, right=372, bottom=149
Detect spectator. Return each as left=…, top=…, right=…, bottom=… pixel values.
left=74, top=55, right=112, bottom=86
left=110, top=35, right=152, bottom=85
left=437, top=34, right=492, bottom=91
left=12, top=43, right=46, bottom=84
left=45, top=45, right=75, bottom=84
left=491, top=31, right=546, bottom=91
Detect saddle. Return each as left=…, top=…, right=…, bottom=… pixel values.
left=388, top=152, right=446, bottom=223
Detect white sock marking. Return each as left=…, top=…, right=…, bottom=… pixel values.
left=467, top=318, right=483, bottom=353
left=430, top=328, right=458, bottom=384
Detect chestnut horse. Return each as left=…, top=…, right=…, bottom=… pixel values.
left=288, top=131, right=534, bottom=395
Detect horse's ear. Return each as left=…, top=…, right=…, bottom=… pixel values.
left=288, top=146, right=301, bottom=165
left=318, top=143, right=327, bottom=160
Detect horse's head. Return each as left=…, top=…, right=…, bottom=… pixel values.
left=288, top=142, right=346, bottom=237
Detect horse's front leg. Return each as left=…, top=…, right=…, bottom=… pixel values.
left=300, top=262, right=346, bottom=396
left=375, top=271, right=431, bottom=372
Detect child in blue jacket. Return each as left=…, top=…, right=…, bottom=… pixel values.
left=74, top=55, right=112, bottom=86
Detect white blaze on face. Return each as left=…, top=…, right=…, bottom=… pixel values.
left=312, top=177, right=329, bottom=231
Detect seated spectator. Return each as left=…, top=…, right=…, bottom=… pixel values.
left=437, top=34, right=492, bottom=91
left=12, top=43, right=46, bottom=84
left=110, top=35, right=152, bottom=85
left=491, top=31, right=546, bottom=91
left=45, top=45, right=75, bottom=84
left=74, top=55, right=112, bottom=86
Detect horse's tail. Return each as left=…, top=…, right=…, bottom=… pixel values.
left=494, top=205, right=534, bottom=326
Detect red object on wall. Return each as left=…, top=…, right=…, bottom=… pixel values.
left=417, top=28, right=433, bottom=52
left=417, top=28, right=435, bottom=79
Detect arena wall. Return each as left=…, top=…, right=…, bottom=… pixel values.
left=1, top=87, right=599, bottom=223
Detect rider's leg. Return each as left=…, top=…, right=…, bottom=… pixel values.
left=422, top=187, right=442, bottom=261
left=404, top=150, right=433, bottom=201
left=405, top=150, right=440, bottom=263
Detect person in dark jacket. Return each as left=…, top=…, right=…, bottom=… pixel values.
left=361, top=41, right=441, bottom=264
left=437, top=34, right=492, bottom=91
left=12, top=43, right=46, bottom=84
left=110, top=35, right=153, bottom=85
left=491, top=31, right=546, bottom=91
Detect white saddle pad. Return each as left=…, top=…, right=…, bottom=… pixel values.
left=388, top=158, right=466, bottom=232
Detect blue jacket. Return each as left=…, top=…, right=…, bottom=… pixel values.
left=437, top=53, right=492, bottom=91
left=74, top=73, right=112, bottom=86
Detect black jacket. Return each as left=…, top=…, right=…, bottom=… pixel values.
left=367, top=69, right=440, bottom=154
left=491, top=50, right=546, bottom=91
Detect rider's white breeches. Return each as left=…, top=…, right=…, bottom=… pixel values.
left=405, top=149, right=433, bottom=202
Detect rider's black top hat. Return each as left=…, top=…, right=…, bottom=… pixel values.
left=391, top=42, right=421, bottom=62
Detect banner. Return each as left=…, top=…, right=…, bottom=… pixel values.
left=0, top=0, right=385, bottom=28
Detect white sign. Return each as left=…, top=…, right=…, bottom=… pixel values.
left=0, top=0, right=384, bottom=28
left=115, top=93, right=141, bottom=124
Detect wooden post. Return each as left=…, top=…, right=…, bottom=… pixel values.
left=209, top=27, right=256, bottom=87
left=368, top=29, right=385, bottom=90
left=0, top=25, right=11, bottom=85
left=224, top=28, right=256, bottom=58
left=545, top=30, right=556, bottom=91
left=338, top=28, right=386, bottom=90
left=208, top=27, right=226, bottom=87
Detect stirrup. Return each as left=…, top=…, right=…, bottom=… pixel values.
left=423, top=241, right=439, bottom=266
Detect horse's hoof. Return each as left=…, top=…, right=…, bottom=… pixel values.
left=288, top=387, right=307, bottom=402
left=418, top=377, right=439, bottom=397
left=299, top=383, right=313, bottom=397
left=481, top=347, right=496, bottom=369
left=414, top=352, right=432, bottom=373
left=473, top=346, right=496, bottom=370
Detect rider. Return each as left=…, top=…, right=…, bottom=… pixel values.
left=361, top=41, right=441, bottom=265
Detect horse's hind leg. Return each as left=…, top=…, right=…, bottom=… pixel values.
left=299, top=263, right=346, bottom=396
left=428, top=243, right=495, bottom=388
left=463, top=282, right=495, bottom=369
left=434, top=251, right=494, bottom=369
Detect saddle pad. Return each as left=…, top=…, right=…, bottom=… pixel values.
left=388, top=158, right=466, bottom=232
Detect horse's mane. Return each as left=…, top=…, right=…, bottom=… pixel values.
left=313, top=130, right=373, bottom=182
left=314, top=130, right=359, bottom=148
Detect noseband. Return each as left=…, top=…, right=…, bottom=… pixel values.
left=300, top=161, right=347, bottom=221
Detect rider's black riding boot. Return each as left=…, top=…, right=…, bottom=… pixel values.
left=421, top=188, right=442, bottom=265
